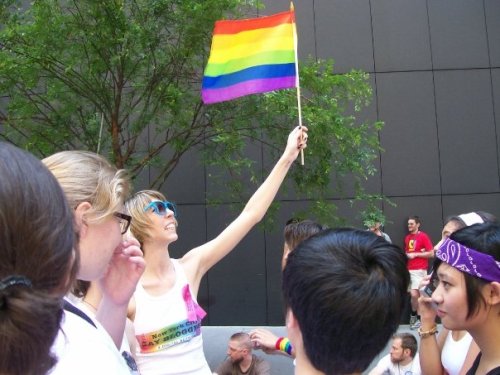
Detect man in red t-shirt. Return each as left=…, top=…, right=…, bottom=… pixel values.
left=404, top=216, right=433, bottom=330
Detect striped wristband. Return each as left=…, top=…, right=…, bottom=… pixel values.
left=275, top=337, right=293, bottom=356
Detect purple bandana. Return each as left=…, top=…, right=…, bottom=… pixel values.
left=436, top=238, right=500, bottom=282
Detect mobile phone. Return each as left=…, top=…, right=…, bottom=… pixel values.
left=420, top=271, right=438, bottom=297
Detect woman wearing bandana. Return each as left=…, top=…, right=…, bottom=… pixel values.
left=418, top=212, right=496, bottom=375
left=124, top=126, right=308, bottom=375
left=420, top=221, right=500, bottom=375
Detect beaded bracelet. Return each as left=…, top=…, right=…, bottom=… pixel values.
left=275, top=337, right=293, bottom=355
left=418, top=324, right=438, bottom=338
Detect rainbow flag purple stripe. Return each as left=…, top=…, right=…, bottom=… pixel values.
left=202, top=10, right=297, bottom=104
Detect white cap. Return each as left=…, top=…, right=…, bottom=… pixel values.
left=458, top=212, right=484, bottom=226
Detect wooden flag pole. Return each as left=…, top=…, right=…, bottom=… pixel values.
left=97, top=113, right=104, bottom=154
left=291, top=2, right=304, bottom=165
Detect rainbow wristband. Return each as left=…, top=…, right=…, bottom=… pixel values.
left=275, top=337, right=293, bottom=356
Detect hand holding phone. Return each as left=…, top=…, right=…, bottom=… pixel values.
left=419, top=271, right=438, bottom=298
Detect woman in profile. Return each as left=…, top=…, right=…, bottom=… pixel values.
left=0, top=142, right=76, bottom=375
left=125, top=126, right=308, bottom=374
left=43, top=150, right=145, bottom=374
left=421, top=222, right=500, bottom=375
left=418, top=212, right=495, bottom=375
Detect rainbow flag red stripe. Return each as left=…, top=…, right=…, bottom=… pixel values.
left=202, top=9, right=297, bottom=104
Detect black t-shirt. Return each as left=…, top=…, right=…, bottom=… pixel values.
left=466, top=353, right=500, bottom=375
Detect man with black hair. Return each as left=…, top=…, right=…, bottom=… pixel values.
left=369, top=333, right=421, bottom=375
left=282, top=228, right=410, bottom=375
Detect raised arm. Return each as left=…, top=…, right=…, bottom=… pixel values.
left=250, top=328, right=296, bottom=358
left=96, top=238, right=145, bottom=348
left=418, top=275, right=446, bottom=375
left=182, top=126, right=308, bottom=291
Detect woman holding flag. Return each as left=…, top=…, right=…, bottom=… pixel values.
left=125, top=125, right=307, bottom=374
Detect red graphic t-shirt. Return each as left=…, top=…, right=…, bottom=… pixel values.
left=404, top=231, right=433, bottom=270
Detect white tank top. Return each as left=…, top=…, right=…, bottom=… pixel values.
left=441, top=330, right=473, bottom=375
left=132, top=259, right=210, bottom=375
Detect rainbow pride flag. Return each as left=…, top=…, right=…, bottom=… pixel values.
left=201, top=9, right=297, bottom=104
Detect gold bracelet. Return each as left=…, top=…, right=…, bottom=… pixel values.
left=418, top=324, right=438, bottom=338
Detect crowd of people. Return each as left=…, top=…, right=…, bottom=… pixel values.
left=1, top=126, right=499, bottom=375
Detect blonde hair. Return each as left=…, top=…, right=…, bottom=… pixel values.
left=42, top=151, right=130, bottom=223
left=125, top=190, right=166, bottom=246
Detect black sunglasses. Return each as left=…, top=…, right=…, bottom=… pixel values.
left=114, top=212, right=132, bottom=234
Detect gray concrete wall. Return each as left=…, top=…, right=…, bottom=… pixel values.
left=155, top=0, right=499, bottom=326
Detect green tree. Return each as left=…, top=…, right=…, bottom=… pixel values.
left=0, top=0, right=385, bottom=226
